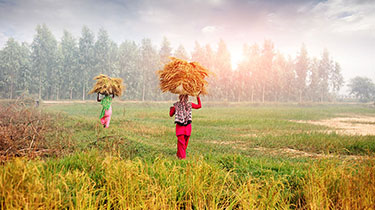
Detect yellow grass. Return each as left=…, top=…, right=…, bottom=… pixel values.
left=1, top=153, right=374, bottom=209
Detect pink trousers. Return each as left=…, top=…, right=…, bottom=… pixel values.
left=100, top=106, right=112, bottom=128
left=177, top=135, right=190, bottom=159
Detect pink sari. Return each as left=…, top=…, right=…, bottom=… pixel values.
left=100, top=106, right=112, bottom=128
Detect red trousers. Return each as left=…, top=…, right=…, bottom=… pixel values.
left=177, top=135, right=190, bottom=159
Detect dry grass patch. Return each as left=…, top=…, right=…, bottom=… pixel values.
left=291, top=115, right=375, bottom=136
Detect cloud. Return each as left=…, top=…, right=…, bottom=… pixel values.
left=202, top=26, right=217, bottom=34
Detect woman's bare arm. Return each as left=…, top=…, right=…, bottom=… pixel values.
left=97, top=93, right=101, bottom=102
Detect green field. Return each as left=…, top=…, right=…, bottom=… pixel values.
left=1, top=102, right=375, bottom=209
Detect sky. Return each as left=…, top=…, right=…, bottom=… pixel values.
left=0, top=0, right=374, bottom=87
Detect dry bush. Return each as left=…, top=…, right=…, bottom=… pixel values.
left=0, top=102, right=71, bottom=162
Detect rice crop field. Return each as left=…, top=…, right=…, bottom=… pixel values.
left=1, top=101, right=375, bottom=209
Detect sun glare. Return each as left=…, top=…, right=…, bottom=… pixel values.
left=230, top=50, right=243, bottom=70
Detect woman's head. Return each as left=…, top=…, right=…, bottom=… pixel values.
left=179, top=94, right=188, bottom=102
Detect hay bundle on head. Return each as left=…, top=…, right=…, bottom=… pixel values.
left=88, top=74, right=125, bottom=97
left=157, top=57, right=211, bottom=96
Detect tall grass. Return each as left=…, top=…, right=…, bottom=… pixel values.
left=1, top=151, right=375, bottom=209
left=1, top=103, right=375, bottom=209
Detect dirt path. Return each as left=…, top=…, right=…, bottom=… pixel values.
left=292, top=115, right=375, bottom=136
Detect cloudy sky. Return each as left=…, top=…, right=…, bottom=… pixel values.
left=0, top=0, right=374, bottom=85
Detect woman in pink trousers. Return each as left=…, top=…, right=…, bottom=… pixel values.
left=169, top=94, right=201, bottom=159
left=97, top=92, right=114, bottom=128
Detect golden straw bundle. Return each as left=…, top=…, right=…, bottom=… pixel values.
left=157, top=57, right=210, bottom=96
left=88, top=74, right=125, bottom=96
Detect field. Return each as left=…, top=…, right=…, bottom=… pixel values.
left=1, top=101, right=375, bottom=209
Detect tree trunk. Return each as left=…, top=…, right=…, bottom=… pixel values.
left=82, top=84, right=85, bottom=100
left=70, top=88, right=73, bottom=100
left=262, top=85, right=265, bottom=103
left=56, top=86, right=59, bottom=100
left=9, top=82, right=13, bottom=99
left=299, top=91, right=302, bottom=103
left=251, top=86, right=254, bottom=103
left=142, top=82, right=145, bottom=101
left=39, top=79, right=42, bottom=100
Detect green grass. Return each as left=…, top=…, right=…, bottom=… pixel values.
left=44, top=102, right=375, bottom=157
left=1, top=102, right=375, bottom=209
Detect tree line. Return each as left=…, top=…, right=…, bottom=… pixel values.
left=0, top=24, right=353, bottom=102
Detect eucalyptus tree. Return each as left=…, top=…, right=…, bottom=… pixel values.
left=0, top=38, right=23, bottom=99
left=140, top=38, right=160, bottom=101
left=318, top=49, right=332, bottom=101
left=174, top=44, right=189, bottom=61
left=259, top=40, right=275, bottom=102
left=95, top=28, right=111, bottom=77
left=215, top=39, right=232, bottom=100
left=295, top=44, right=309, bottom=102
left=159, top=37, right=172, bottom=65
left=108, top=41, right=120, bottom=79
left=308, top=58, right=320, bottom=101
left=191, top=41, right=205, bottom=64
left=330, top=62, right=344, bottom=99
left=118, top=40, right=142, bottom=100
left=16, top=43, right=32, bottom=97
left=31, top=24, right=58, bottom=100
left=272, top=52, right=287, bottom=102
left=60, top=30, right=79, bottom=100
left=236, top=44, right=250, bottom=102
left=78, top=26, right=95, bottom=100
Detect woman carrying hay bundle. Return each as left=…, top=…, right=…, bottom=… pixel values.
left=158, top=57, right=210, bottom=159
left=169, top=94, right=201, bottom=159
left=89, top=74, right=124, bottom=128
left=97, top=92, right=114, bottom=128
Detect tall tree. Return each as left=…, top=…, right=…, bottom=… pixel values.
left=16, top=43, right=32, bottom=96
left=283, top=56, right=296, bottom=101
left=31, top=24, right=58, bottom=100
left=159, top=37, right=172, bottom=65
left=95, top=28, right=111, bottom=76
left=318, top=49, right=332, bottom=101
left=60, top=30, right=79, bottom=100
left=330, top=62, right=344, bottom=98
left=0, top=38, right=24, bottom=99
left=78, top=26, right=95, bottom=100
left=259, top=40, right=275, bottom=102
left=108, top=41, right=119, bottom=77
left=118, top=40, right=141, bottom=100
left=215, top=39, right=232, bottom=100
left=248, top=44, right=261, bottom=102
left=236, top=44, right=250, bottom=101
left=272, top=52, right=286, bottom=102
left=191, top=41, right=204, bottom=64
left=295, top=44, right=309, bottom=102
left=140, top=38, right=159, bottom=101
left=307, top=58, right=320, bottom=101
left=174, top=44, right=189, bottom=60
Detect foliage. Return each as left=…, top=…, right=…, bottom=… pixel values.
left=0, top=25, right=348, bottom=102
left=348, top=76, right=375, bottom=102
